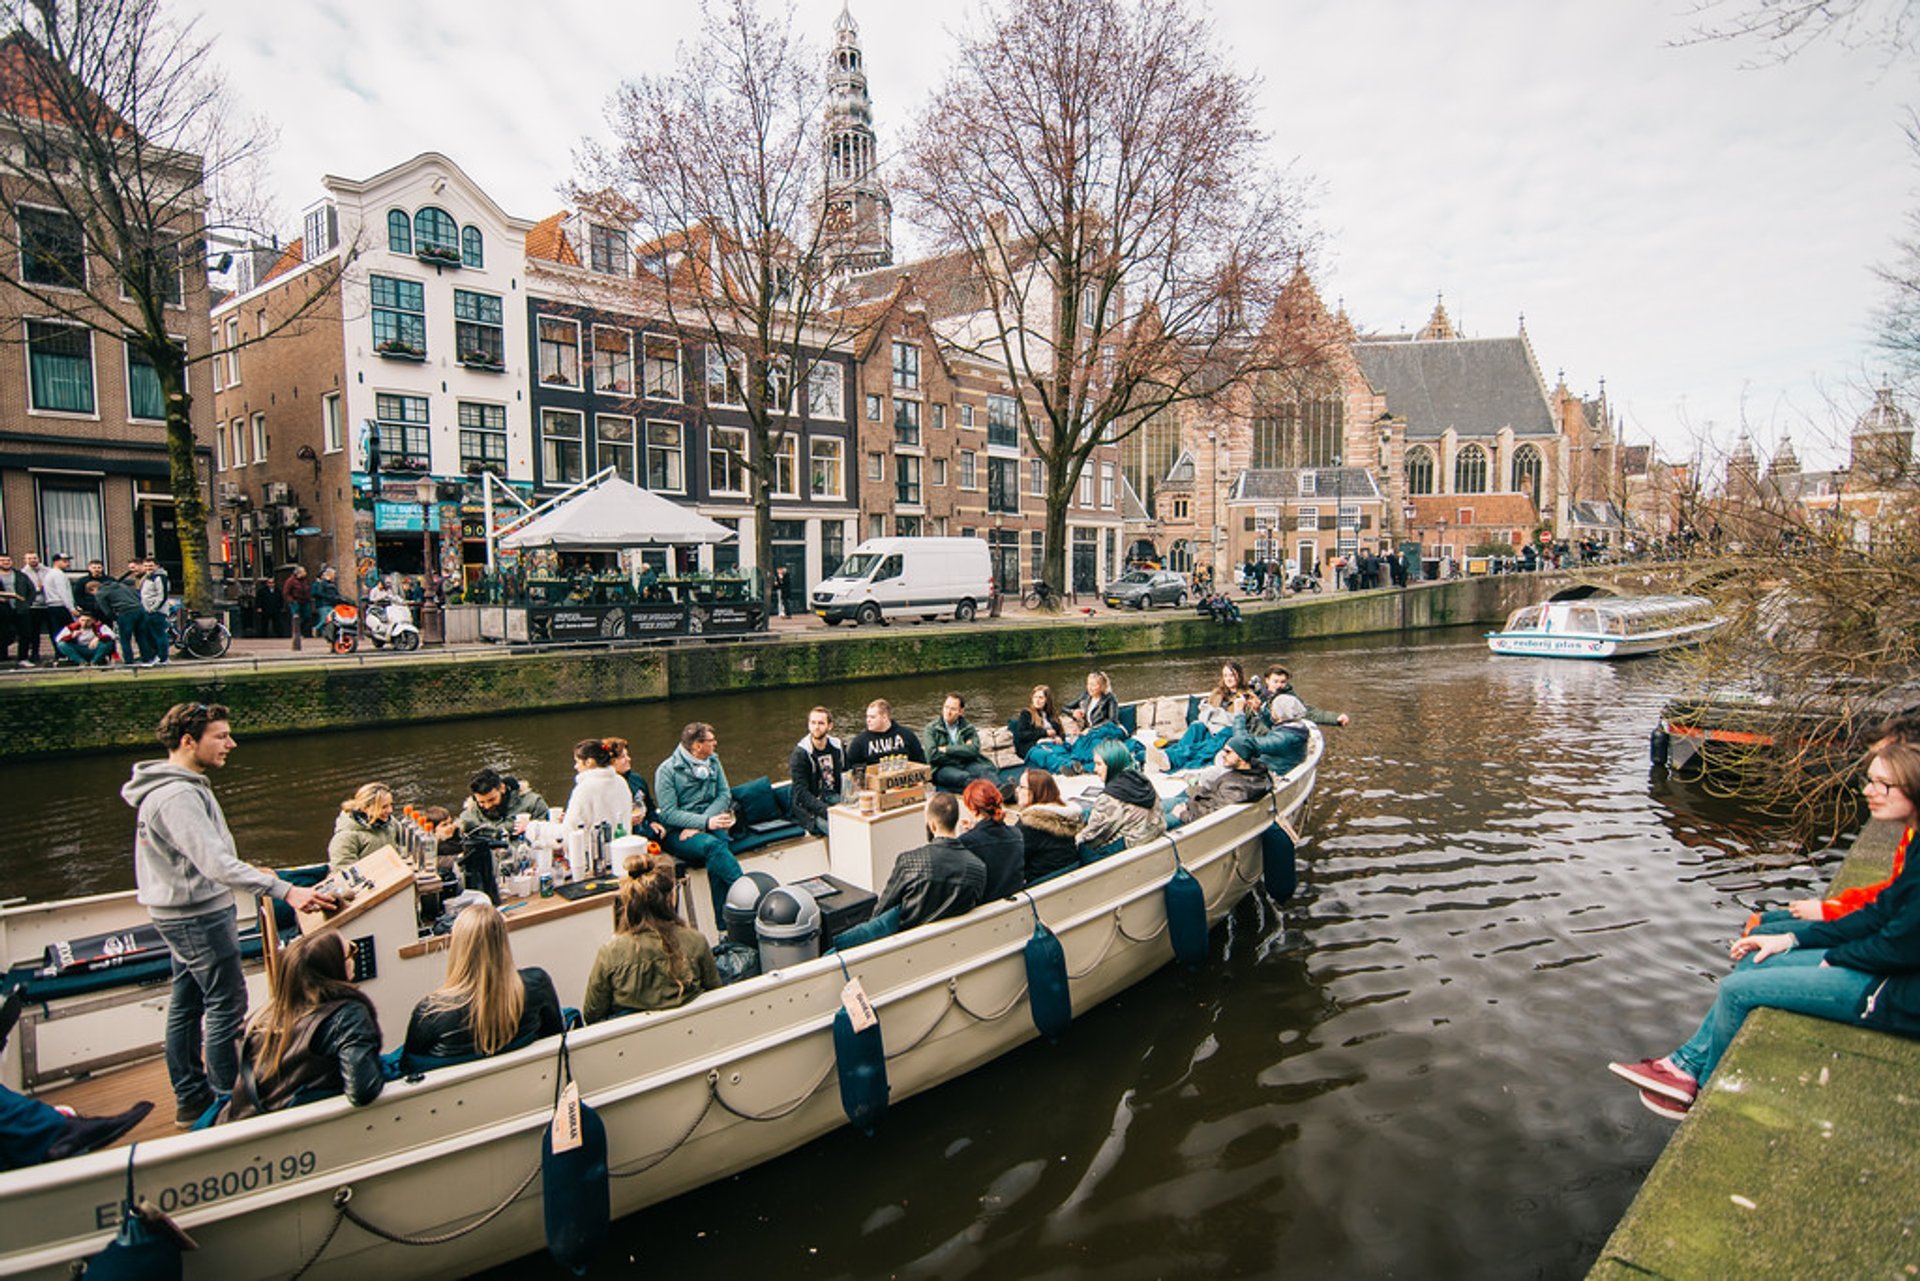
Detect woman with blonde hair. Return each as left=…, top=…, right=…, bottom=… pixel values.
left=583, top=854, right=722, bottom=1021
left=220, top=931, right=382, bottom=1121
left=327, top=783, right=395, bottom=869
left=404, top=904, right=563, bottom=1064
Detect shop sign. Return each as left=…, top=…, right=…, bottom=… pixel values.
left=374, top=502, right=428, bottom=533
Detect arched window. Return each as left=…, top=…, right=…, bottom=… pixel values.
left=386, top=209, right=412, bottom=255
left=1406, top=445, right=1434, bottom=495
left=1454, top=444, right=1489, bottom=494
left=413, top=207, right=458, bottom=257
left=1512, top=444, right=1543, bottom=509
left=461, top=225, right=484, bottom=269
left=1167, top=539, right=1194, bottom=573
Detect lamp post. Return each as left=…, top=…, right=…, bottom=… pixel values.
left=1206, top=428, right=1221, bottom=587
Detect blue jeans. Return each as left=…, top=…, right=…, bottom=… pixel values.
left=830, top=906, right=901, bottom=951
left=1668, top=948, right=1876, bottom=1083
left=55, top=639, right=108, bottom=665
left=114, top=609, right=153, bottom=664
left=141, top=610, right=170, bottom=663
left=1165, top=722, right=1231, bottom=771
left=154, top=908, right=249, bottom=1109
left=0, top=1084, right=66, bottom=1171
left=661, top=828, right=741, bottom=921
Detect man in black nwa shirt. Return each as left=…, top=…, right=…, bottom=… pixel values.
left=846, top=698, right=927, bottom=771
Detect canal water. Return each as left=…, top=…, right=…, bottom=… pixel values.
left=3, top=631, right=1839, bottom=1278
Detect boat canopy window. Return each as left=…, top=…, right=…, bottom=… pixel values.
left=1567, top=608, right=1599, bottom=634
left=1506, top=605, right=1544, bottom=631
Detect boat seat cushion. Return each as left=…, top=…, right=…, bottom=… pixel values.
left=1118, top=704, right=1137, bottom=735
left=730, top=776, right=784, bottom=826
left=727, top=778, right=808, bottom=855
left=978, top=726, right=1022, bottom=771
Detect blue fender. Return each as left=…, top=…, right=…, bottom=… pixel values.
left=1024, top=919, right=1072, bottom=1041
left=542, top=1101, right=609, bottom=1274
left=1164, top=866, right=1208, bottom=968
left=834, top=1006, right=890, bottom=1134
left=1261, top=822, right=1298, bottom=903
left=86, top=1148, right=183, bottom=1281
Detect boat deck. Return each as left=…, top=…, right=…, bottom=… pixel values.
left=41, top=1056, right=176, bottom=1148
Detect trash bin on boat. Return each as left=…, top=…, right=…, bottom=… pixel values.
left=755, top=884, right=821, bottom=971
left=724, top=871, right=780, bottom=947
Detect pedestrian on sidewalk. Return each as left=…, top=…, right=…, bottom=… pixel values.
left=284, top=566, right=310, bottom=650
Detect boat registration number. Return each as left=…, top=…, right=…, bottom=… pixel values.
left=96, top=1151, right=319, bottom=1227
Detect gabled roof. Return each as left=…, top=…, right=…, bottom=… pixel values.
left=258, top=238, right=307, bottom=286
left=1350, top=336, right=1556, bottom=439
left=1162, top=450, right=1196, bottom=486
left=525, top=212, right=579, bottom=266
left=1232, top=467, right=1381, bottom=502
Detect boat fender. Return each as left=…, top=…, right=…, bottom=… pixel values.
left=542, top=1033, right=609, bottom=1276
left=1649, top=726, right=1670, bottom=768
left=834, top=957, right=889, bottom=1134
left=1163, top=858, right=1208, bottom=969
left=86, top=1146, right=188, bottom=1281
left=1022, top=896, right=1072, bottom=1041
left=1261, top=821, right=1298, bottom=903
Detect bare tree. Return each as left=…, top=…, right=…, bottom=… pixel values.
left=0, top=0, right=332, bottom=607
left=896, top=0, right=1317, bottom=596
left=1680, top=0, right=1920, bottom=61
left=573, top=0, right=873, bottom=587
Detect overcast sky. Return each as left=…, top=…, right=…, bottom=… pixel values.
left=188, top=0, right=1918, bottom=470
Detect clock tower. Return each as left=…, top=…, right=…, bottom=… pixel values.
left=821, top=3, right=892, bottom=274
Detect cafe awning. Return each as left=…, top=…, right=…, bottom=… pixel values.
left=497, top=476, right=736, bottom=551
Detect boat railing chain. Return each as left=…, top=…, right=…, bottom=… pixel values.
left=883, top=986, right=956, bottom=1060
left=611, top=1081, right=716, bottom=1179
left=947, top=972, right=1029, bottom=1024
left=1065, top=912, right=1123, bottom=977
left=708, top=1058, right=838, bottom=1123
left=288, top=1155, right=542, bottom=1279
left=1113, top=900, right=1169, bottom=947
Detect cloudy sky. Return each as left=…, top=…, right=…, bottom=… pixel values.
left=188, top=0, right=1916, bottom=469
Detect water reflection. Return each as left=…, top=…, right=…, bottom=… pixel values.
left=2, top=633, right=1826, bottom=1278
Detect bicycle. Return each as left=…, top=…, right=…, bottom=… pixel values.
left=1020, top=580, right=1061, bottom=610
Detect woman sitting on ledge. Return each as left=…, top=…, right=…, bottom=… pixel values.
left=583, top=854, right=721, bottom=1022
left=1610, top=741, right=1920, bottom=1120
left=1075, top=741, right=1166, bottom=860
left=405, top=904, right=563, bottom=1065
left=221, top=932, right=383, bottom=1122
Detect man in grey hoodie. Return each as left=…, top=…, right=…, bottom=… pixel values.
left=123, top=702, right=335, bottom=1126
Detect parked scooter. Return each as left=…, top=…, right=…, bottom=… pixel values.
left=363, top=595, right=422, bottom=651
left=323, top=602, right=360, bottom=654
left=1287, top=572, right=1323, bottom=594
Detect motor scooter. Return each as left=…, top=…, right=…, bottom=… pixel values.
left=323, top=602, right=360, bottom=653
left=364, top=597, right=423, bottom=651
left=1287, top=572, right=1323, bottom=594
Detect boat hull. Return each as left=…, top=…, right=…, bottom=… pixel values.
left=0, top=742, right=1317, bottom=1279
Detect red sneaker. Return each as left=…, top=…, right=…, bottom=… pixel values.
left=1607, top=1057, right=1698, bottom=1104
left=1638, top=1087, right=1691, bottom=1121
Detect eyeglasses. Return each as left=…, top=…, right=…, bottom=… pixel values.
left=1863, top=777, right=1895, bottom=794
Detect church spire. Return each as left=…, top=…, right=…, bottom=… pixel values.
left=1418, top=291, right=1456, bottom=340
left=821, top=3, right=892, bottom=273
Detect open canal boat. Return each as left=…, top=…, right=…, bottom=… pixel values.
left=0, top=711, right=1320, bottom=1279
left=1487, top=591, right=1722, bottom=660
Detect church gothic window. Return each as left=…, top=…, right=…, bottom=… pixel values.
left=1512, top=445, right=1543, bottom=508
left=1455, top=444, right=1489, bottom=494
left=1406, top=445, right=1434, bottom=495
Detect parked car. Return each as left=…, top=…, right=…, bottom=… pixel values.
left=1103, top=569, right=1189, bottom=610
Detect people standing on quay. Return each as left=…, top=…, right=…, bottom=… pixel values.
left=93, top=572, right=152, bottom=666
left=123, top=702, right=336, bottom=1127
left=284, top=566, right=311, bottom=650
left=15, top=552, right=48, bottom=666
left=40, top=553, right=76, bottom=648
left=138, top=556, right=171, bottom=665
left=0, top=554, right=27, bottom=664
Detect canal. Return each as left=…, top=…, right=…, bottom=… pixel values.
left=3, top=630, right=1837, bottom=1278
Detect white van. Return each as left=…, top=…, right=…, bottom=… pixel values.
left=812, top=536, right=993, bottom=626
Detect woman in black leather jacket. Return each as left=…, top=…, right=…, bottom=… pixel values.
left=405, top=904, right=563, bottom=1063
left=222, top=932, right=383, bottom=1121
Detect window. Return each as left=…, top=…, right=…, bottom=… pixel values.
left=807, top=362, right=844, bottom=419
left=643, top=333, right=681, bottom=400
left=323, top=392, right=343, bottom=453
left=896, top=454, right=921, bottom=505
left=705, top=345, right=745, bottom=407
left=1169, top=496, right=1189, bottom=520
left=1405, top=445, right=1436, bottom=495
left=37, top=478, right=104, bottom=566
left=931, top=457, right=947, bottom=487
left=989, top=458, right=1019, bottom=512
left=709, top=425, right=747, bottom=496
left=810, top=437, right=844, bottom=498
left=454, top=290, right=504, bottom=367
left=1338, top=504, right=1361, bottom=530
left=597, top=415, right=637, bottom=483
left=457, top=402, right=507, bottom=476
left=865, top=393, right=881, bottom=421
left=593, top=326, right=633, bottom=394
left=896, top=515, right=922, bottom=537
left=213, top=422, right=225, bottom=471
left=1029, top=529, right=1044, bottom=582
left=1028, top=459, right=1044, bottom=496
left=1298, top=471, right=1317, bottom=497
left=251, top=412, right=267, bottom=463
left=960, top=404, right=975, bottom=429
left=1454, top=443, right=1489, bottom=494
left=18, top=205, right=84, bottom=288
left=1079, top=468, right=1094, bottom=506
left=1297, top=506, right=1318, bottom=531
left=646, top=420, right=684, bottom=492
left=1512, top=445, right=1543, bottom=508
left=987, top=394, right=1019, bottom=449
left=125, top=338, right=171, bottom=422
left=229, top=417, right=246, bottom=467
left=413, top=207, right=458, bottom=261
left=386, top=209, right=412, bottom=254
left=26, top=320, right=93, bottom=413
left=867, top=451, right=884, bottom=481
left=959, top=450, right=977, bottom=489
left=371, top=275, right=426, bottom=356
left=773, top=435, right=799, bottom=497
left=375, top=393, right=430, bottom=471
left=768, top=358, right=794, bottom=413
left=894, top=397, right=920, bottom=447
left=1100, top=462, right=1115, bottom=509
left=932, top=403, right=946, bottom=431
left=538, top=316, right=580, bottom=386
left=461, top=225, right=484, bottom=269
left=224, top=317, right=241, bottom=384
left=588, top=224, right=628, bottom=275
left=119, top=235, right=183, bottom=306
left=539, top=408, right=584, bottom=485
left=891, top=340, right=920, bottom=390
left=869, top=514, right=885, bottom=539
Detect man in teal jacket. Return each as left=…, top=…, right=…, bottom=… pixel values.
left=654, top=722, right=741, bottom=924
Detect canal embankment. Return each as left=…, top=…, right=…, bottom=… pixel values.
left=0, top=575, right=1549, bottom=761
left=1590, top=818, right=1920, bottom=1279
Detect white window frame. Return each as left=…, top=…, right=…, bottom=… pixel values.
left=931, top=457, right=947, bottom=488
left=809, top=436, right=844, bottom=499
left=540, top=407, right=586, bottom=486
left=1296, top=506, right=1318, bottom=531
left=642, top=331, right=682, bottom=402
left=958, top=449, right=977, bottom=490
left=595, top=414, right=638, bottom=484
left=807, top=361, right=844, bottom=420
left=867, top=452, right=884, bottom=482
left=123, top=335, right=182, bottom=424
left=251, top=412, right=267, bottom=465
left=323, top=392, right=343, bottom=453
left=960, top=403, right=975, bottom=429
left=25, top=318, right=97, bottom=418
left=223, top=317, right=240, bottom=386
left=891, top=339, right=920, bottom=391
left=537, top=315, right=581, bottom=388
left=772, top=434, right=800, bottom=498
left=1100, top=462, right=1115, bottom=508
left=646, top=418, right=686, bottom=494
left=709, top=424, right=748, bottom=497
left=592, top=325, right=634, bottom=396
left=705, top=345, right=746, bottom=409
left=16, top=202, right=87, bottom=291
left=1028, top=458, right=1044, bottom=497
left=229, top=416, right=247, bottom=467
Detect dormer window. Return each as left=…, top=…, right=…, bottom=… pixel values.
left=589, top=224, right=629, bottom=276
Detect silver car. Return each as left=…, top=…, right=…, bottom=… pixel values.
left=1104, top=569, right=1189, bottom=610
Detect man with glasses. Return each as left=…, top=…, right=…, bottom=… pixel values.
left=123, top=702, right=337, bottom=1127
left=655, top=722, right=742, bottom=925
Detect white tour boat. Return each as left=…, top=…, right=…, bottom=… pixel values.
left=0, top=709, right=1320, bottom=1280
left=1486, top=591, right=1723, bottom=660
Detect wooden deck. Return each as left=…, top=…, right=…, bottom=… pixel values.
left=39, top=1056, right=178, bottom=1147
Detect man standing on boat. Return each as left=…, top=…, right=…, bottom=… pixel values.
left=123, top=703, right=337, bottom=1127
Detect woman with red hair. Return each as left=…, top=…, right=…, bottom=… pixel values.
left=959, top=777, right=1025, bottom=899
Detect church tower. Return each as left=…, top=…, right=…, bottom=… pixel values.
left=1848, top=385, right=1914, bottom=487
left=821, top=3, right=893, bottom=273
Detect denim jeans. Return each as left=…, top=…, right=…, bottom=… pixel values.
left=830, top=906, right=901, bottom=951
left=154, top=908, right=249, bottom=1109
left=141, top=610, right=170, bottom=663
left=0, top=1084, right=66, bottom=1170
left=661, top=828, right=741, bottom=921
left=1747, top=909, right=1824, bottom=939
left=55, top=639, right=109, bottom=665
left=1668, top=947, right=1876, bottom=1083
left=114, top=609, right=153, bottom=664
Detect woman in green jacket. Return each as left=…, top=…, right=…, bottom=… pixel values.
left=327, top=783, right=396, bottom=870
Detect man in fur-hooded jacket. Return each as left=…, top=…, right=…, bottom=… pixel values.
left=123, top=703, right=335, bottom=1127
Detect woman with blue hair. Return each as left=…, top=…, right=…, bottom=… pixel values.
left=1075, top=740, right=1166, bottom=861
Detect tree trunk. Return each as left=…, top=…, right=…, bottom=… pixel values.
left=1042, top=478, right=1072, bottom=607
left=160, top=363, right=212, bottom=612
